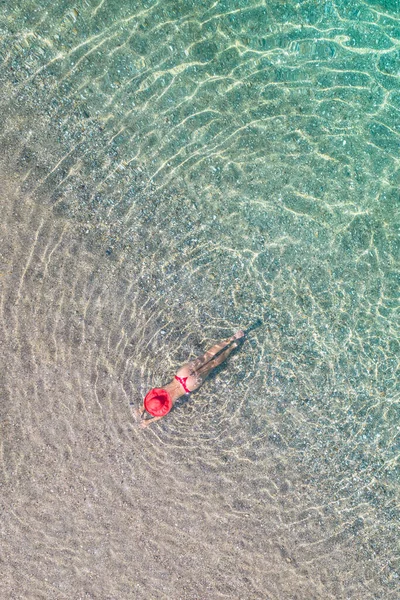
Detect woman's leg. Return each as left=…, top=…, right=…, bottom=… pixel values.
left=176, top=331, right=245, bottom=392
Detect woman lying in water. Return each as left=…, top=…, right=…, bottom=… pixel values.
left=138, top=330, right=245, bottom=427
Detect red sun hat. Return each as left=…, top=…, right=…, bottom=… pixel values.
left=144, top=388, right=173, bottom=417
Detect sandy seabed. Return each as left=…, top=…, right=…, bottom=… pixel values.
left=1, top=159, right=397, bottom=600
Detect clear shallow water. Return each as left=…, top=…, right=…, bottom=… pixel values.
left=0, top=1, right=399, bottom=599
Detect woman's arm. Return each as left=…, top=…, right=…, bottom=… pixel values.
left=140, top=415, right=163, bottom=428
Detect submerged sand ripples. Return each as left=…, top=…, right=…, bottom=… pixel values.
left=1, top=1, right=399, bottom=599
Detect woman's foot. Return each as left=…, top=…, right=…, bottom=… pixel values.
left=231, top=330, right=245, bottom=347
left=233, top=330, right=245, bottom=339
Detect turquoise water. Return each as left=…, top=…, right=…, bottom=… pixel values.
left=1, top=1, right=399, bottom=598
